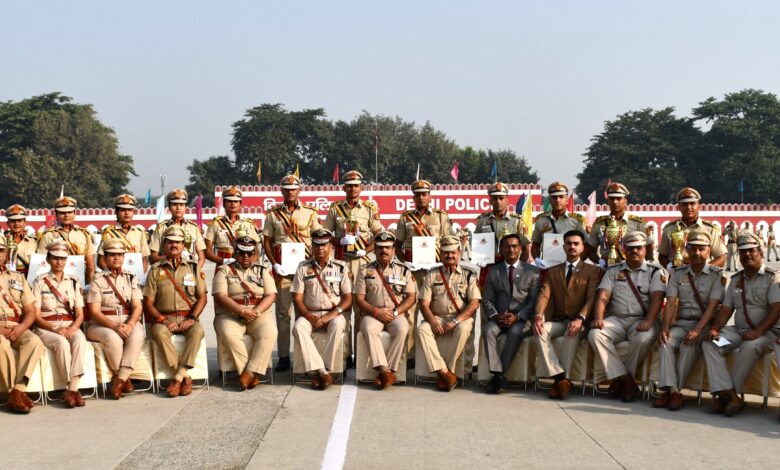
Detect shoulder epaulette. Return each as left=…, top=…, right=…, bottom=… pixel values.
left=269, top=203, right=284, bottom=211
left=302, top=203, right=318, bottom=211
left=709, top=265, right=724, bottom=274
left=628, top=214, right=644, bottom=222
left=363, top=200, right=378, bottom=210
left=509, top=213, right=522, bottom=219
left=432, top=208, right=446, bottom=214
left=594, top=215, right=610, bottom=224
left=331, top=259, right=347, bottom=268
left=477, top=211, right=492, bottom=218
left=765, top=266, right=777, bottom=274
left=402, top=209, right=416, bottom=216
left=533, top=212, right=550, bottom=222
left=701, top=220, right=716, bottom=228
left=570, top=212, right=585, bottom=221
left=461, top=264, right=479, bottom=276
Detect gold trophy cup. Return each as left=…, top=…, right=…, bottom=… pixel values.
left=670, top=222, right=686, bottom=267
left=603, top=216, right=623, bottom=266
left=6, top=235, right=18, bottom=272
left=343, top=213, right=359, bottom=255
left=183, top=231, right=194, bottom=261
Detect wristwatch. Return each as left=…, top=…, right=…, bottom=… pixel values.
left=392, top=309, right=398, bottom=317
left=575, top=314, right=587, bottom=322
left=451, top=318, right=460, bottom=326
left=335, top=306, right=344, bottom=314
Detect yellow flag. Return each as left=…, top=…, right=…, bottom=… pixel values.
left=256, top=160, right=262, bottom=183
left=294, top=163, right=300, bottom=178
left=522, top=194, right=534, bottom=240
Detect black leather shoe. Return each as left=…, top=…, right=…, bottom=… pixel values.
left=275, top=357, right=290, bottom=372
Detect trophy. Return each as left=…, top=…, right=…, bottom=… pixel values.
left=602, top=216, right=623, bottom=266
left=343, top=213, right=360, bottom=255
left=670, top=222, right=686, bottom=267
left=6, top=235, right=17, bottom=272
left=183, top=231, right=194, bottom=261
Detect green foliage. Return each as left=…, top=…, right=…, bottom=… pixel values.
left=0, top=92, right=136, bottom=208
left=185, top=156, right=237, bottom=206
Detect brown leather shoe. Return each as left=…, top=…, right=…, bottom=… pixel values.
left=310, top=374, right=322, bottom=390
left=620, top=375, right=639, bottom=402
left=180, top=377, right=193, bottom=396
left=6, top=389, right=31, bottom=414
left=374, top=373, right=383, bottom=389
left=381, top=370, right=396, bottom=389
left=652, top=391, right=671, bottom=408
left=111, top=378, right=125, bottom=400
left=123, top=379, right=134, bottom=393
left=250, top=373, right=261, bottom=389
left=74, top=391, right=86, bottom=407
left=667, top=392, right=684, bottom=411
left=548, top=382, right=561, bottom=399
left=239, top=371, right=254, bottom=391
left=556, top=379, right=572, bottom=400
left=64, top=390, right=77, bottom=408
left=711, top=392, right=728, bottom=413
left=607, top=378, right=623, bottom=398
left=444, top=371, right=458, bottom=391
left=166, top=379, right=181, bottom=398
left=436, top=372, right=448, bottom=391
left=724, top=389, right=744, bottom=417
left=318, top=372, right=334, bottom=390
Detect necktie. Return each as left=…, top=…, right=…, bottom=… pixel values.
left=508, top=265, right=515, bottom=292
left=566, top=263, right=573, bottom=285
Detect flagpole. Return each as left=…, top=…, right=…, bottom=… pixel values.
left=374, top=121, right=379, bottom=183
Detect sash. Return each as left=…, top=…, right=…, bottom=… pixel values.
left=228, top=264, right=259, bottom=301
left=334, top=202, right=370, bottom=262
left=0, top=283, right=20, bottom=318
left=311, top=264, right=338, bottom=310
left=623, top=270, right=648, bottom=315
left=215, top=217, right=237, bottom=245
left=104, top=274, right=131, bottom=310
left=275, top=208, right=311, bottom=257
left=161, top=266, right=194, bottom=310
left=406, top=210, right=441, bottom=261
left=57, top=228, right=82, bottom=255
left=438, top=267, right=462, bottom=316
left=739, top=274, right=756, bottom=329
left=42, top=276, right=74, bottom=315
left=686, top=272, right=706, bottom=313
left=375, top=265, right=400, bottom=308
left=107, top=227, right=136, bottom=252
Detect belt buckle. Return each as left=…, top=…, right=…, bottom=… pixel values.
left=243, top=294, right=250, bottom=306
left=116, top=305, right=123, bottom=316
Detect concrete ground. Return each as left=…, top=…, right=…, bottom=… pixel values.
left=2, top=260, right=780, bottom=469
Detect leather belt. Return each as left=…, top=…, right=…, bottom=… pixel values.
left=42, top=313, right=74, bottom=322
left=217, top=250, right=233, bottom=258
left=101, top=308, right=130, bottom=316
left=1, top=314, right=21, bottom=323
left=162, top=310, right=191, bottom=317
left=230, top=296, right=261, bottom=306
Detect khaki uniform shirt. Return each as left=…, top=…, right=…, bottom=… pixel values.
left=98, top=224, right=151, bottom=256
left=149, top=219, right=206, bottom=255
left=666, top=265, right=726, bottom=321
left=87, top=271, right=143, bottom=314
left=33, top=273, right=84, bottom=317
left=353, top=261, right=416, bottom=312
left=324, top=199, right=383, bottom=245
left=418, top=265, right=481, bottom=316
left=143, top=259, right=207, bottom=313
left=598, top=261, right=667, bottom=318
left=0, top=270, right=34, bottom=326
left=474, top=211, right=530, bottom=253
left=4, top=233, right=38, bottom=272
left=37, top=226, right=96, bottom=257
left=588, top=213, right=649, bottom=263
left=291, top=259, right=352, bottom=312
left=205, top=215, right=260, bottom=255
left=262, top=203, right=321, bottom=250
left=212, top=262, right=276, bottom=316
left=722, top=266, right=780, bottom=330
left=658, top=218, right=727, bottom=262
left=531, top=211, right=587, bottom=245
left=395, top=208, right=452, bottom=251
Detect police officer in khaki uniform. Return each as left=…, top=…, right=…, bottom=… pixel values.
left=213, top=232, right=277, bottom=391
left=205, top=185, right=260, bottom=266
left=323, top=170, right=384, bottom=365
left=588, top=231, right=666, bottom=402
left=725, top=222, right=739, bottom=271
left=33, top=241, right=88, bottom=408
left=474, top=182, right=530, bottom=266
left=658, top=188, right=727, bottom=268
left=0, top=234, right=45, bottom=413
left=532, top=230, right=600, bottom=399
left=291, top=229, right=351, bottom=390
left=3, top=205, right=38, bottom=275
left=143, top=225, right=207, bottom=398
left=701, top=232, right=780, bottom=416
left=37, top=196, right=96, bottom=284
left=86, top=239, right=145, bottom=400
left=588, top=183, right=652, bottom=266
left=655, top=231, right=725, bottom=411
left=262, top=174, right=322, bottom=372
left=417, top=235, right=480, bottom=391
left=98, top=194, right=151, bottom=273
left=767, top=226, right=778, bottom=262
left=149, top=189, right=206, bottom=269
left=531, top=182, right=587, bottom=262
left=354, top=231, right=416, bottom=389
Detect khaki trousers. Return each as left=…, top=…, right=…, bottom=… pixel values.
left=0, top=330, right=45, bottom=390
left=726, top=244, right=737, bottom=271
left=36, top=322, right=87, bottom=382
left=86, top=317, right=145, bottom=373
left=534, top=320, right=585, bottom=378
left=344, top=256, right=366, bottom=359
left=293, top=314, right=346, bottom=373
left=417, top=315, right=473, bottom=373
left=587, top=316, right=658, bottom=381
left=361, top=314, right=409, bottom=371
left=275, top=276, right=293, bottom=358
left=701, top=326, right=778, bottom=393
left=215, top=312, right=277, bottom=375
left=150, top=317, right=205, bottom=370
left=657, top=319, right=701, bottom=390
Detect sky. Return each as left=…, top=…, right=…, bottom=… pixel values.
left=3, top=1, right=779, bottom=198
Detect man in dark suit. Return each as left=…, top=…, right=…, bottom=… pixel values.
left=482, top=233, right=540, bottom=393
left=532, top=230, right=600, bottom=399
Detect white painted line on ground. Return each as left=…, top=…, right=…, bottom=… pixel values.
left=321, top=380, right=358, bottom=470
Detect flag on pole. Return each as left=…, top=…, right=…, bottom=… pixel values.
left=144, top=189, right=152, bottom=207
left=215, top=195, right=224, bottom=216
left=373, top=123, right=379, bottom=152
left=416, top=164, right=420, bottom=181
left=567, top=195, right=574, bottom=214
left=520, top=193, right=534, bottom=240
left=155, top=194, right=166, bottom=223
left=490, top=161, right=497, bottom=181
left=195, top=195, right=203, bottom=229
left=542, top=196, right=551, bottom=213
left=450, top=162, right=459, bottom=182
left=256, top=160, right=262, bottom=183
left=332, top=163, right=340, bottom=184
left=294, top=164, right=300, bottom=178
left=585, top=191, right=597, bottom=227
left=738, top=180, right=744, bottom=193
left=603, top=179, right=612, bottom=199
left=60, top=185, right=64, bottom=198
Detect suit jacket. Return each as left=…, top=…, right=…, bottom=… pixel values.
left=534, top=259, right=599, bottom=321
left=482, top=261, right=540, bottom=322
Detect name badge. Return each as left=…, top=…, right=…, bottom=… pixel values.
left=388, top=275, right=406, bottom=286
left=183, top=274, right=196, bottom=287
left=325, top=275, right=340, bottom=283
left=11, top=281, right=24, bottom=291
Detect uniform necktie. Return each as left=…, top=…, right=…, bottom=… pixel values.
left=508, top=265, right=515, bottom=292
left=566, top=263, right=573, bottom=285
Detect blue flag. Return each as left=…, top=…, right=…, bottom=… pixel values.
left=490, top=161, right=497, bottom=180
left=516, top=193, right=525, bottom=212
left=156, top=194, right=166, bottom=223
left=738, top=180, right=744, bottom=193
left=144, top=189, right=152, bottom=207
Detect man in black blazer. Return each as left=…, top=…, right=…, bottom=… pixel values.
left=482, top=233, right=540, bottom=393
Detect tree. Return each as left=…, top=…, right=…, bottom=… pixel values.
left=692, top=89, right=780, bottom=204
left=185, top=156, right=237, bottom=206
left=575, top=108, right=704, bottom=204
left=0, top=93, right=136, bottom=208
